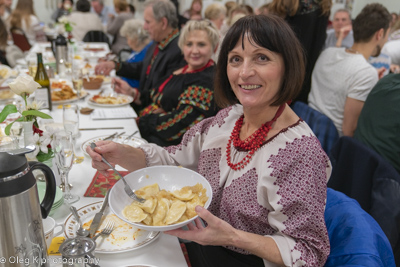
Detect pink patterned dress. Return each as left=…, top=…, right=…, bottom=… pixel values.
left=140, top=105, right=332, bottom=266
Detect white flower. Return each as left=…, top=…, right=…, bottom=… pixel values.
left=43, top=126, right=60, bottom=147
left=26, top=100, right=44, bottom=111
left=32, top=133, right=50, bottom=156
left=8, top=74, right=41, bottom=96
left=58, top=16, right=69, bottom=24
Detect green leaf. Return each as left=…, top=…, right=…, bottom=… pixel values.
left=0, top=104, right=18, bottom=122
left=22, top=110, right=52, bottom=119
left=36, top=149, right=54, bottom=162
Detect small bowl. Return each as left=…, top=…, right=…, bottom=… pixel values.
left=82, top=77, right=103, bottom=90
left=109, top=166, right=213, bottom=232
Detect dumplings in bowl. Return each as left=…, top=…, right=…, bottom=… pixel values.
left=109, top=166, right=212, bottom=232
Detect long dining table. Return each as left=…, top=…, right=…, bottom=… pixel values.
left=11, top=42, right=189, bottom=267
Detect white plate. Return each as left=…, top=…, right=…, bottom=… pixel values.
left=81, top=134, right=147, bottom=156
left=109, top=166, right=213, bottom=232
left=52, top=90, right=88, bottom=105
left=88, top=94, right=133, bottom=107
left=0, top=89, right=16, bottom=102
left=64, top=201, right=161, bottom=254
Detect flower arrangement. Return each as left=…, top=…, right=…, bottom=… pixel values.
left=57, top=16, right=74, bottom=42
left=0, top=74, right=55, bottom=162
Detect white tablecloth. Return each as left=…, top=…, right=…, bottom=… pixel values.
left=38, top=66, right=187, bottom=267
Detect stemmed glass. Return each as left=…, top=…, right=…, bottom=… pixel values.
left=54, top=131, right=79, bottom=204
left=63, top=104, right=84, bottom=164
left=72, top=69, right=83, bottom=100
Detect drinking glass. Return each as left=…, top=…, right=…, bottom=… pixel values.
left=63, top=104, right=79, bottom=138
left=54, top=131, right=79, bottom=204
left=72, top=69, right=83, bottom=99
left=63, top=104, right=84, bottom=164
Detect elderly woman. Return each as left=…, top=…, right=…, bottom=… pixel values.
left=113, top=20, right=219, bottom=146
left=106, top=0, right=134, bottom=54
left=88, top=15, right=331, bottom=266
left=119, top=18, right=152, bottom=89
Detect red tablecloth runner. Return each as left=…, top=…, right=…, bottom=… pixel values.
left=84, top=170, right=130, bottom=197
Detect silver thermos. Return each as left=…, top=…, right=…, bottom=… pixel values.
left=0, top=151, right=56, bottom=267
left=55, top=34, right=68, bottom=76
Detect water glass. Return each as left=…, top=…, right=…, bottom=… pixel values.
left=63, top=104, right=79, bottom=138
left=54, top=131, right=79, bottom=204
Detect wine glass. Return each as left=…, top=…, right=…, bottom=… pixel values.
left=63, top=104, right=84, bottom=164
left=72, top=69, right=83, bottom=99
left=54, top=131, right=79, bottom=204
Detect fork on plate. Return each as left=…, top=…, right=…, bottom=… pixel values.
left=92, top=220, right=115, bottom=241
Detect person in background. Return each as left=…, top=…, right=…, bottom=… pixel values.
left=94, top=0, right=186, bottom=108
left=220, top=4, right=249, bottom=36
left=308, top=3, right=392, bottom=137
left=107, top=0, right=134, bottom=54
left=268, top=0, right=331, bottom=104
left=67, top=0, right=103, bottom=41
left=389, top=20, right=400, bottom=41
left=114, top=20, right=219, bottom=146
left=87, top=15, right=331, bottom=267
left=91, top=0, right=115, bottom=26
left=128, top=4, right=135, bottom=15
left=0, top=18, right=9, bottom=65
left=52, top=0, right=74, bottom=22
left=255, top=3, right=270, bottom=15
left=119, top=18, right=152, bottom=89
left=7, top=0, right=47, bottom=44
left=204, top=2, right=226, bottom=30
left=182, top=0, right=202, bottom=20
left=1, top=0, right=11, bottom=21
left=354, top=73, right=400, bottom=174
left=324, top=9, right=353, bottom=49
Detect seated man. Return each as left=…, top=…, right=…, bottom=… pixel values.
left=324, top=9, right=354, bottom=49
left=308, top=3, right=391, bottom=137
left=94, top=0, right=185, bottom=100
left=90, top=0, right=116, bottom=26
left=354, top=73, right=400, bottom=173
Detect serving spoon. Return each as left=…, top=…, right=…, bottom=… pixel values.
left=70, top=206, right=90, bottom=237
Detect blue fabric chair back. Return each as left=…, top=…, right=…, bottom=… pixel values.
left=328, top=136, right=400, bottom=265
left=291, top=101, right=339, bottom=154
left=325, top=188, right=395, bottom=266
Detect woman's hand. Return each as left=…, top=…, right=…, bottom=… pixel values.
left=165, top=206, right=237, bottom=247
left=86, top=140, right=126, bottom=176
left=95, top=61, right=115, bottom=75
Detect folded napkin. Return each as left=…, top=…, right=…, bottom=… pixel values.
left=84, top=170, right=129, bottom=198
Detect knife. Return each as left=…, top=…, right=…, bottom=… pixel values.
left=89, top=190, right=110, bottom=238
left=103, top=132, right=118, bottom=141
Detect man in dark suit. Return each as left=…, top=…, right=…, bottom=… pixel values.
left=95, top=0, right=185, bottom=99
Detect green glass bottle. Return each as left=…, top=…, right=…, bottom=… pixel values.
left=34, top=53, right=52, bottom=111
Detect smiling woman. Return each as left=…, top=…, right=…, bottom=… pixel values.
left=87, top=15, right=332, bottom=267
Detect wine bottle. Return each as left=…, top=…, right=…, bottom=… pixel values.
left=34, top=53, right=52, bottom=111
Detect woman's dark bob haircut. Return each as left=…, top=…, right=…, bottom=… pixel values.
left=214, top=15, right=305, bottom=108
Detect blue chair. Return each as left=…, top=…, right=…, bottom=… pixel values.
left=328, top=136, right=400, bottom=265
left=325, top=188, right=395, bottom=266
left=291, top=101, right=339, bottom=154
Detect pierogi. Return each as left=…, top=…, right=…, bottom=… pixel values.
left=122, top=183, right=208, bottom=226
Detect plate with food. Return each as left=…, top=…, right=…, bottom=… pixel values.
left=81, top=134, right=147, bottom=156
left=88, top=94, right=133, bottom=107
left=51, top=82, right=88, bottom=104
left=64, top=201, right=161, bottom=254
left=0, top=89, right=16, bottom=102
left=109, top=166, right=212, bottom=232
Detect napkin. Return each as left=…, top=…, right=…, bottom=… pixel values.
left=48, top=236, right=65, bottom=255
left=84, top=170, right=129, bottom=198
left=90, top=108, right=137, bottom=120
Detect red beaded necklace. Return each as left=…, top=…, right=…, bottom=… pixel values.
left=226, top=104, right=286, bottom=171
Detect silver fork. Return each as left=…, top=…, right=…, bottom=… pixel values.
left=92, top=220, right=115, bottom=241
left=89, top=142, right=145, bottom=203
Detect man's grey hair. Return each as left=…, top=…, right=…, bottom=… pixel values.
left=91, top=0, right=104, bottom=6
left=334, top=8, right=351, bottom=19
left=144, top=0, right=178, bottom=29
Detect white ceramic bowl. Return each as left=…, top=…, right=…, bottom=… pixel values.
left=109, top=166, right=212, bottom=232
